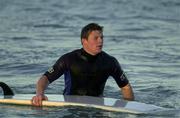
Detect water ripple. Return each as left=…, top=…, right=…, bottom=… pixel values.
left=0, top=0, right=180, bottom=117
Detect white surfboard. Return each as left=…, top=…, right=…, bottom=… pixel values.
left=0, top=94, right=168, bottom=114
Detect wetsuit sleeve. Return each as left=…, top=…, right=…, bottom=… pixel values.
left=44, top=55, right=67, bottom=83
left=110, top=57, right=129, bottom=88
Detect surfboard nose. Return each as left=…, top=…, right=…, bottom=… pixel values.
left=0, top=82, right=14, bottom=96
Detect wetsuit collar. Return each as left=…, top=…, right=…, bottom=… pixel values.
left=81, top=48, right=99, bottom=62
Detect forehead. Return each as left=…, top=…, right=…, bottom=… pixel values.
left=89, top=30, right=103, bottom=36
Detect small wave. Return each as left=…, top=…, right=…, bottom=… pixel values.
left=132, top=15, right=180, bottom=23
left=23, top=7, right=44, bottom=12
left=11, top=36, right=30, bottom=41
left=33, top=24, right=68, bottom=29
left=74, top=14, right=106, bottom=21
left=115, top=35, right=161, bottom=40
left=160, top=1, right=180, bottom=7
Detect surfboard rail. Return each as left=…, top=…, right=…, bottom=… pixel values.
left=0, top=98, right=140, bottom=114
left=0, top=94, right=168, bottom=114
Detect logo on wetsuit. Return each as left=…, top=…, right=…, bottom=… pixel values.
left=120, top=72, right=127, bottom=81
left=48, top=67, right=54, bottom=73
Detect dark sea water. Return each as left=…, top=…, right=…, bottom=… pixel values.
left=0, top=0, right=180, bottom=117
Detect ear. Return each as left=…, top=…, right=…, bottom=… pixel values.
left=82, top=38, right=87, bottom=45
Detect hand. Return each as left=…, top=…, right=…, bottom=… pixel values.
left=31, top=94, right=48, bottom=106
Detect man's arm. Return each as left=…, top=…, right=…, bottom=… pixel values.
left=121, top=83, right=134, bottom=101
left=31, top=75, right=49, bottom=106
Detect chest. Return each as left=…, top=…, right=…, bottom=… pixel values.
left=69, top=58, right=110, bottom=79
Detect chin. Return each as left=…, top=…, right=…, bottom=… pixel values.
left=96, top=50, right=102, bottom=54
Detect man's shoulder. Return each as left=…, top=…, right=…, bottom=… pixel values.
left=61, top=49, right=81, bottom=58
left=100, top=51, right=116, bottom=60
left=56, top=49, right=81, bottom=64
left=100, top=51, right=120, bottom=66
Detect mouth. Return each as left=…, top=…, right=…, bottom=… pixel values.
left=97, top=45, right=103, bottom=49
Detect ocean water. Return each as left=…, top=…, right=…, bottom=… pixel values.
left=0, top=0, right=180, bottom=117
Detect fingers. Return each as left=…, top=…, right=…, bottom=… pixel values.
left=31, top=96, right=41, bottom=106
left=44, top=96, right=48, bottom=101
left=31, top=95, right=48, bottom=107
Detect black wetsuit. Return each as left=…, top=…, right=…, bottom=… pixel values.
left=44, top=48, right=129, bottom=96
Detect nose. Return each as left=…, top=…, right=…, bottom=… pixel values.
left=97, top=37, right=103, bottom=43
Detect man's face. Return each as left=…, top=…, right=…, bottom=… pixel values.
left=82, top=30, right=103, bottom=55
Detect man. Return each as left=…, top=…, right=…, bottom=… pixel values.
left=32, top=23, right=134, bottom=106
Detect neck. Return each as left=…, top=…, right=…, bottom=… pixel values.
left=82, top=47, right=98, bottom=56
left=81, top=48, right=98, bottom=62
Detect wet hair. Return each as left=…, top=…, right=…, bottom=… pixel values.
left=81, top=23, right=103, bottom=40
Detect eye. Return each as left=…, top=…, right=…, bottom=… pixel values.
left=101, top=36, right=103, bottom=39
left=94, top=36, right=98, bottom=40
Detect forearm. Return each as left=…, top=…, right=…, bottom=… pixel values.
left=36, top=75, right=49, bottom=95
left=121, top=83, right=134, bottom=101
